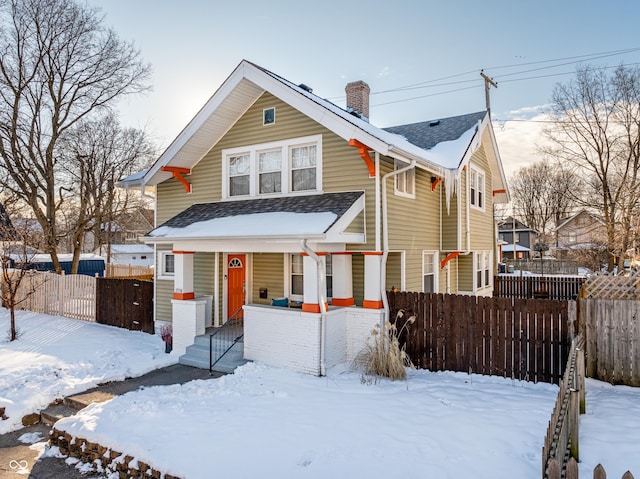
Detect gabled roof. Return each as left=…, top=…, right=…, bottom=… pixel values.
left=136, top=60, right=508, bottom=202
left=145, top=191, right=364, bottom=242
left=383, top=111, right=487, bottom=154
left=555, top=210, right=605, bottom=232
left=498, top=216, right=538, bottom=233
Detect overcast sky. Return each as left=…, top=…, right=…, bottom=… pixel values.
left=86, top=0, right=640, bottom=178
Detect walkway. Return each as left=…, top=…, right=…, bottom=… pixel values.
left=0, top=364, right=222, bottom=478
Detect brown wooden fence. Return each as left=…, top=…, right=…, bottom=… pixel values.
left=494, top=275, right=585, bottom=300
left=105, top=263, right=154, bottom=281
left=578, top=298, right=640, bottom=386
left=387, top=291, right=576, bottom=384
left=95, top=277, right=154, bottom=333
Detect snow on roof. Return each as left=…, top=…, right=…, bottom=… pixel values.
left=149, top=211, right=337, bottom=239
left=29, top=253, right=105, bottom=263
left=101, top=244, right=154, bottom=254
left=501, top=244, right=531, bottom=252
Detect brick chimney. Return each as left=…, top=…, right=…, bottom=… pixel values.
left=345, top=80, right=370, bottom=121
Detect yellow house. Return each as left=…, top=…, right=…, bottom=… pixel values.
left=126, top=60, right=509, bottom=375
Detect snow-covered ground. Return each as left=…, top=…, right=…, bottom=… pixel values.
left=2, top=308, right=639, bottom=479
left=0, top=309, right=176, bottom=434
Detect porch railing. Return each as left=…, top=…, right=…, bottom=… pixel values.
left=209, top=307, right=244, bottom=374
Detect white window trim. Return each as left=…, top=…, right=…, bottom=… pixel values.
left=469, top=166, right=486, bottom=212
left=222, top=135, right=322, bottom=199
left=263, top=107, right=275, bottom=126
left=285, top=253, right=332, bottom=301
left=158, top=251, right=175, bottom=280
left=394, top=159, right=416, bottom=199
left=473, top=250, right=493, bottom=291
left=422, top=250, right=438, bottom=293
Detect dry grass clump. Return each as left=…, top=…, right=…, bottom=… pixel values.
left=352, top=310, right=415, bottom=383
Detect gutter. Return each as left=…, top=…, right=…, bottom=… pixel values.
left=380, top=159, right=416, bottom=323
left=300, top=239, right=327, bottom=377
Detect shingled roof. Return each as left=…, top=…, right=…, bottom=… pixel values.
left=383, top=111, right=486, bottom=151
left=149, top=191, right=364, bottom=237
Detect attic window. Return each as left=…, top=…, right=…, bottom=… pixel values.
left=263, top=107, right=275, bottom=126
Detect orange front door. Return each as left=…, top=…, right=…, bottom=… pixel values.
left=227, top=254, right=246, bottom=320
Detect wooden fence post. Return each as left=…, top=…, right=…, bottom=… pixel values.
left=569, top=388, right=579, bottom=461
left=594, top=464, right=606, bottom=479
left=547, top=458, right=561, bottom=479
left=565, top=457, right=578, bottom=479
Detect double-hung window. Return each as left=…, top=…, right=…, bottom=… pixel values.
left=258, top=150, right=282, bottom=194
left=158, top=251, right=175, bottom=279
left=223, top=135, right=322, bottom=198
left=469, top=167, right=485, bottom=210
left=475, top=251, right=492, bottom=290
left=289, top=253, right=332, bottom=300
left=229, top=154, right=250, bottom=196
left=394, top=160, right=415, bottom=198
left=423, top=251, right=437, bottom=293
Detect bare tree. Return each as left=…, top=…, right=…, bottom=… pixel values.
left=0, top=202, right=39, bottom=341
left=0, top=0, right=151, bottom=274
left=543, top=64, right=640, bottom=270
left=509, top=159, right=581, bottom=238
left=57, top=114, right=155, bottom=273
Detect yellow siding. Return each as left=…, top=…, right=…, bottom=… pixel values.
left=468, top=147, right=495, bottom=251
left=386, top=252, right=402, bottom=291
left=458, top=254, right=473, bottom=291
left=441, top=184, right=459, bottom=252
left=352, top=253, right=364, bottom=306
left=252, top=253, right=284, bottom=306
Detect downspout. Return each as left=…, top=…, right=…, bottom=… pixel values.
left=380, top=160, right=416, bottom=323
left=300, top=239, right=327, bottom=377
left=375, top=152, right=381, bottom=251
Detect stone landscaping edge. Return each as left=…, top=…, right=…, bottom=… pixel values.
left=50, top=428, right=182, bottom=479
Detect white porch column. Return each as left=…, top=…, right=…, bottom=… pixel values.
left=302, top=252, right=327, bottom=313
left=331, top=252, right=354, bottom=306
left=171, top=298, right=207, bottom=355
left=363, top=252, right=384, bottom=309
left=173, top=250, right=194, bottom=300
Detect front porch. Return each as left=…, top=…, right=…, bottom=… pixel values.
left=176, top=301, right=385, bottom=376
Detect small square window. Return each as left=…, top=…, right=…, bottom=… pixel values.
left=263, top=107, right=275, bottom=125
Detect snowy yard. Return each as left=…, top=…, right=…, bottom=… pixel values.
left=0, top=309, right=176, bottom=434
left=1, top=309, right=639, bottom=479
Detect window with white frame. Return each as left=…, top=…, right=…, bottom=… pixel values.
left=222, top=135, right=322, bottom=198
left=394, top=160, right=415, bottom=197
left=423, top=251, right=438, bottom=293
left=159, top=252, right=175, bottom=278
left=289, top=253, right=332, bottom=300
left=475, top=251, right=492, bottom=289
left=469, top=167, right=485, bottom=210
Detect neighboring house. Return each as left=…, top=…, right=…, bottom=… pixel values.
left=100, top=208, right=154, bottom=245
left=555, top=210, right=607, bottom=257
left=94, top=243, right=154, bottom=267
left=25, top=253, right=105, bottom=276
left=498, top=217, right=538, bottom=260
left=123, top=60, right=509, bottom=375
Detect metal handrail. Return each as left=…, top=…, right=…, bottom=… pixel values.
left=209, top=306, right=244, bottom=374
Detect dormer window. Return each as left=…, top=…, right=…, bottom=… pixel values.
left=222, top=135, right=322, bottom=199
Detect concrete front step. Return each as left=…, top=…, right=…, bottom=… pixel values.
left=40, top=403, right=78, bottom=426
left=179, top=340, right=247, bottom=373
left=64, top=390, right=116, bottom=411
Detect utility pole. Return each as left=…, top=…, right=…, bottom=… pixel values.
left=480, top=70, right=498, bottom=114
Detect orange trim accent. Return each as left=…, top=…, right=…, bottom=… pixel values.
left=348, top=139, right=376, bottom=177
left=172, top=250, right=195, bottom=255
left=431, top=177, right=443, bottom=191
left=362, top=251, right=384, bottom=256
left=300, top=252, right=328, bottom=256
left=440, top=251, right=461, bottom=269
left=332, top=297, right=355, bottom=307
left=173, top=292, right=195, bottom=300
left=161, top=166, right=192, bottom=193
left=331, top=252, right=353, bottom=255
left=363, top=299, right=384, bottom=309
left=301, top=302, right=328, bottom=313
left=493, top=189, right=507, bottom=196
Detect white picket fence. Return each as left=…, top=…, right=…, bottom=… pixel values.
left=15, top=271, right=96, bottom=322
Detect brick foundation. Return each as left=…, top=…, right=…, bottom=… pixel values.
left=50, top=428, right=182, bottom=479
